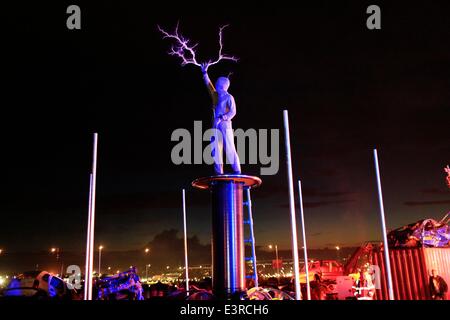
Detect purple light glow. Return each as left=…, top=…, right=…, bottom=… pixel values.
left=158, top=23, right=238, bottom=70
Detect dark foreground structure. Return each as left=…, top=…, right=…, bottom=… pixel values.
left=374, top=247, right=450, bottom=300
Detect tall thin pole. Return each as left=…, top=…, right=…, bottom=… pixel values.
left=283, top=110, right=301, bottom=300
left=373, top=149, right=394, bottom=300
left=60, top=256, right=64, bottom=278
left=89, top=133, right=98, bottom=300
left=85, top=133, right=98, bottom=300
left=274, top=245, right=280, bottom=277
left=98, top=248, right=102, bottom=276
left=298, top=180, right=311, bottom=300
left=182, top=189, right=190, bottom=296
left=84, top=174, right=93, bottom=300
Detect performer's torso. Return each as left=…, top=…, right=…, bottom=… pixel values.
left=213, top=92, right=231, bottom=118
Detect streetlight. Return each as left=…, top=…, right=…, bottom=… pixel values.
left=98, top=246, right=104, bottom=275
left=268, top=244, right=280, bottom=278
left=145, top=264, right=151, bottom=282
left=0, top=249, right=3, bottom=254
left=50, top=247, right=63, bottom=276
left=335, top=246, right=340, bottom=260
left=144, top=248, right=151, bottom=280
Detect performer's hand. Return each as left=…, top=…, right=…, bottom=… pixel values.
left=221, top=115, right=228, bottom=121
left=201, top=63, right=208, bottom=75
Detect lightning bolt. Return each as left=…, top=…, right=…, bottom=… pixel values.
left=158, top=22, right=238, bottom=69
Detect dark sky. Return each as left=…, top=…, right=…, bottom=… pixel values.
left=2, top=1, right=450, bottom=261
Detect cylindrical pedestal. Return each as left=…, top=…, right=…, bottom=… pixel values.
left=212, top=180, right=245, bottom=297
left=192, top=174, right=261, bottom=299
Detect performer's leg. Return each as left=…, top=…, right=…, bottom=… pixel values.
left=212, top=126, right=224, bottom=174
left=221, top=122, right=241, bottom=174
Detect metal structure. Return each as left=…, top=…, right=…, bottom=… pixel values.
left=98, top=246, right=103, bottom=275
left=373, top=149, right=394, bottom=300
left=84, top=174, right=93, bottom=300
left=84, top=133, right=98, bottom=300
left=373, top=247, right=450, bottom=300
left=298, top=180, right=311, bottom=300
left=192, top=174, right=261, bottom=298
left=282, top=110, right=302, bottom=300
left=182, top=189, right=190, bottom=295
left=96, top=267, right=144, bottom=300
left=244, top=187, right=258, bottom=288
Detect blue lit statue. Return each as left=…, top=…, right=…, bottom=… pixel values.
left=158, top=23, right=241, bottom=175
left=201, top=63, right=241, bottom=174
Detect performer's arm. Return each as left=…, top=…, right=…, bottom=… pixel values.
left=201, top=63, right=216, bottom=101
left=221, top=95, right=236, bottom=121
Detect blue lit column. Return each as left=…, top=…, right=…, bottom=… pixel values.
left=192, top=174, right=261, bottom=298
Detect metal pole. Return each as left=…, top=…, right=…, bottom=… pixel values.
left=86, top=133, right=98, bottom=300
left=60, top=258, right=64, bottom=278
left=98, top=248, right=102, bottom=276
left=373, top=149, right=394, bottom=300
left=275, top=245, right=279, bottom=277
left=282, top=110, right=301, bottom=300
left=298, top=180, right=311, bottom=300
left=84, top=174, right=93, bottom=300
left=182, top=189, right=190, bottom=296
left=89, top=133, right=98, bottom=300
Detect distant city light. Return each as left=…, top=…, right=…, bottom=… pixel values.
left=145, top=248, right=150, bottom=253
left=99, top=245, right=104, bottom=250
left=336, top=246, right=340, bottom=251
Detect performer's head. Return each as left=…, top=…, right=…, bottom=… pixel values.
left=215, top=77, right=230, bottom=92
left=431, top=269, right=438, bottom=277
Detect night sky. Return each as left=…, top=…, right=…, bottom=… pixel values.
left=2, top=1, right=450, bottom=267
